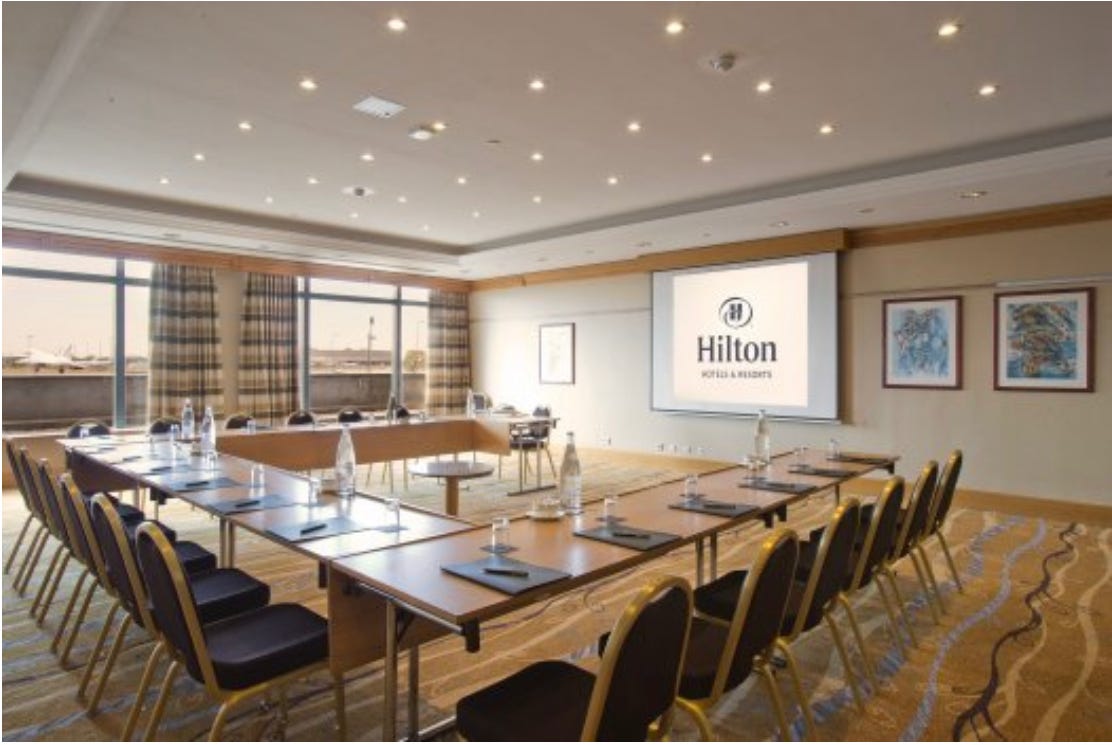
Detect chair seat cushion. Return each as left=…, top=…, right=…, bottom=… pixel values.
left=205, top=603, right=328, bottom=690
left=678, top=616, right=731, bottom=700
left=456, top=659, right=594, bottom=741
left=191, top=569, right=270, bottom=625
left=173, top=540, right=217, bottom=575
left=693, top=569, right=748, bottom=622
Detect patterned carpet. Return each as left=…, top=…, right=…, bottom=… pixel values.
left=2, top=450, right=1109, bottom=741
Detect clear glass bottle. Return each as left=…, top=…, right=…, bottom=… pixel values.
left=387, top=393, right=398, bottom=424
left=181, top=398, right=195, bottom=440
left=465, top=387, right=476, bottom=418
left=754, top=408, right=771, bottom=466
left=200, top=405, right=216, bottom=458
left=335, top=424, right=356, bottom=497
left=559, top=431, right=583, bottom=515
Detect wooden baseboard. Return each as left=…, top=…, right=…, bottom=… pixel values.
left=846, top=477, right=1112, bottom=527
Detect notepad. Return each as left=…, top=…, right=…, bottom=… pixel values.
left=669, top=500, right=760, bottom=518
left=788, top=465, right=859, bottom=478
left=441, top=557, right=570, bottom=595
left=738, top=478, right=816, bottom=495
left=209, top=494, right=300, bottom=515
left=266, top=516, right=369, bottom=543
left=573, top=525, right=680, bottom=551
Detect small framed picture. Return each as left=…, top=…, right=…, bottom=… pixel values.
left=883, top=296, right=962, bottom=389
left=995, top=287, right=1094, bottom=392
left=539, top=323, right=575, bottom=385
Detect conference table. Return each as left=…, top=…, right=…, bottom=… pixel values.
left=59, top=428, right=896, bottom=741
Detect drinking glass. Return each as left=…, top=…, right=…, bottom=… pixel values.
left=246, top=419, right=257, bottom=435
left=250, top=463, right=266, bottom=490
left=78, top=425, right=90, bottom=439
left=308, top=477, right=322, bottom=505
left=794, top=446, right=808, bottom=468
left=491, top=517, right=510, bottom=550
left=602, top=492, right=620, bottom=522
left=683, top=475, right=699, bottom=501
left=384, top=496, right=401, bottom=530
left=827, top=438, right=841, bottom=460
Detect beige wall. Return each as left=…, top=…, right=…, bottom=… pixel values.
left=471, top=219, right=1112, bottom=506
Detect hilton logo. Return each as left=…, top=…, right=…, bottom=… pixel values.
left=698, top=296, right=777, bottom=364
left=719, top=297, right=754, bottom=329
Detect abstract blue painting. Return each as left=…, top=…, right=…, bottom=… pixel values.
left=884, top=297, right=962, bottom=388
left=995, top=288, right=1093, bottom=391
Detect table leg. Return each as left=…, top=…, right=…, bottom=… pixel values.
left=384, top=602, right=398, bottom=741
left=695, top=538, right=705, bottom=586
left=517, top=448, right=525, bottom=493
left=227, top=523, right=236, bottom=568
left=445, top=477, right=460, bottom=517
left=407, top=646, right=420, bottom=740
left=218, top=520, right=227, bottom=567
left=534, top=448, right=542, bottom=489
left=709, top=533, right=718, bottom=581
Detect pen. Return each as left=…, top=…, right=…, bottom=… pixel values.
left=234, top=499, right=260, bottom=508
left=121, top=454, right=142, bottom=462
left=483, top=567, right=529, bottom=577
left=700, top=501, right=735, bottom=510
left=300, top=523, right=328, bottom=535
left=185, top=479, right=210, bottom=488
left=612, top=531, right=651, bottom=539
left=148, top=465, right=171, bottom=472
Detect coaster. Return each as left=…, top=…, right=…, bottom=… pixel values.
left=480, top=543, right=518, bottom=555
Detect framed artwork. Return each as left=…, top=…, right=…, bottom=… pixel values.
left=995, top=287, right=1094, bottom=392
left=883, top=296, right=963, bottom=389
left=539, top=323, right=575, bottom=384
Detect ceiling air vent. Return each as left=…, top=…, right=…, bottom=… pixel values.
left=353, top=94, right=405, bottom=119
left=342, top=185, right=375, bottom=197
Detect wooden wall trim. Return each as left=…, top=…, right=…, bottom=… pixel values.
left=471, top=229, right=848, bottom=290
left=847, top=195, right=1112, bottom=249
left=1, top=227, right=472, bottom=292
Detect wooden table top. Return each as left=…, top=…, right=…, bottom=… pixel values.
left=408, top=460, right=495, bottom=479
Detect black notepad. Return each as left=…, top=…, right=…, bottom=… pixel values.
left=738, top=478, right=816, bottom=495
left=669, top=500, right=760, bottom=518
left=209, top=494, right=300, bottom=515
left=441, top=556, right=570, bottom=595
left=828, top=454, right=892, bottom=466
left=788, top=465, right=859, bottom=478
left=574, top=525, right=680, bottom=551
left=266, top=516, right=369, bottom=543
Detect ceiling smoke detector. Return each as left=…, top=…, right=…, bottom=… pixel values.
left=704, top=52, right=738, bottom=73
left=342, top=185, right=375, bottom=197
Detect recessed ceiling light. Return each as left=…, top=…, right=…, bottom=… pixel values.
left=457, top=176, right=468, bottom=185
left=756, top=80, right=773, bottom=93
left=409, top=126, right=435, bottom=141
left=421, top=224, right=430, bottom=232
left=771, top=220, right=789, bottom=228
left=350, top=212, right=359, bottom=219
left=299, top=77, right=318, bottom=91
left=531, top=151, right=544, bottom=162
left=607, top=175, right=619, bottom=185
left=627, top=120, right=642, bottom=133
left=700, top=152, right=713, bottom=163
left=158, top=176, right=170, bottom=185
left=360, top=152, right=375, bottom=162
left=238, top=120, right=253, bottom=132
left=397, top=195, right=408, bottom=204
left=264, top=196, right=274, bottom=204
left=960, top=190, right=988, bottom=199
left=665, top=20, right=686, bottom=35
left=307, top=176, right=319, bottom=185
left=387, top=17, right=407, bottom=32
left=938, top=21, right=961, bottom=37
left=529, top=77, right=546, bottom=91
left=431, top=121, right=447, bottom=132
left=819, top=123, right=836, bottom=135
left=532, top=195, right=542, bottom=204
left=193, top=152, right=205, bottom=162
left=979, top=83, right=998, bottom=97
left=472, top=210, right=481, bottom=218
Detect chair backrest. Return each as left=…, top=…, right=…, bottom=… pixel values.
left=529, top=405, right=552, bottom=439
left=15, top=448, right=48, bottom=524
left=471, top=392, right=490, bottom=413
left=892, top=460, right=939, bottom=558
left=66, top=421, right=111, bottom=438
left=786, top=499, right=861, bottom=638
left=927, top=450, right=963, bottom=536
left=4, top=439, right=32, bottom=509
left=850, top=477, right=905, bottom=591
left=148, top=418, right=176, bottom=435
left=60, top=476, right=113, bottom=589
left=394, top=405, right=410, bottom=419
left=286, top=410, right=317, bottom=426
left=135, top=522, right=218, bottom=690
left=224, top=413, right=254, bottom=430
left=336, top=408, right=364, bottom=423
left=89, top=496, right=156, bottom=631
left=582, top=576, right=693, bottom=741
left=51, top=469, right=94, bottom=568
left=714, top=528, right=799, bottom=697
left=30, top=457, right=69, bottom=541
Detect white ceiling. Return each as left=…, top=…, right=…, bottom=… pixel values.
left=4, top=2, right=1112, bottom=280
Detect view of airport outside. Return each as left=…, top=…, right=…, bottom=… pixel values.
left=1, top=247, right=429, bottom=430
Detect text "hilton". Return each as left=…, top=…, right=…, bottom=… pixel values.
left=697, top=336, right=778, bottom=363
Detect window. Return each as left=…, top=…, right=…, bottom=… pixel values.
left=1, top=251, right=150, bottom=431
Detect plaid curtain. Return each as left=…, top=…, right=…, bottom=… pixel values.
left=148, top=265, right=224, bottom=418
left=238, top=273, right=298, bottom=423
left=427, top=290, right=471, bottom=415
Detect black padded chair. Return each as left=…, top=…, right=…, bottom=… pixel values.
left=224, top=413, right=255, bottom=430
left=148, top=418, right=177, bottom=435
left=676, top=529, right=803, bottom=741
left=457, top=576, right=693, bottom=741
left=500, top=406, right=556, bottom=481
left=922, top=450, right=964, bottom=593
left=336, top=408, right=364, bottom=423
left=134, top=522, right=346, bottom=740
left=66, top=420, right=111, bottom=438
left=4, top=440, right=48, bottom=586
left=286, top=409, right=317, bottom=426
left=23, top=456, right=75, bottom=623
left=889, top=461, right=943, bottom=623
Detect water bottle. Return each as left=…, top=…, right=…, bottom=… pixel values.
left=181, top=398, right=195, bottom=440
left=387, top=394, right=398, bottom=424
left=200, top=406, right=216, bottom=458
left=559, top=431, right=583, bottom=515
left=465, top=388, right=476, bottom=418
left=754, top=409, right=771, bottom=466
left=335, top=424, right=356, bottom=497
